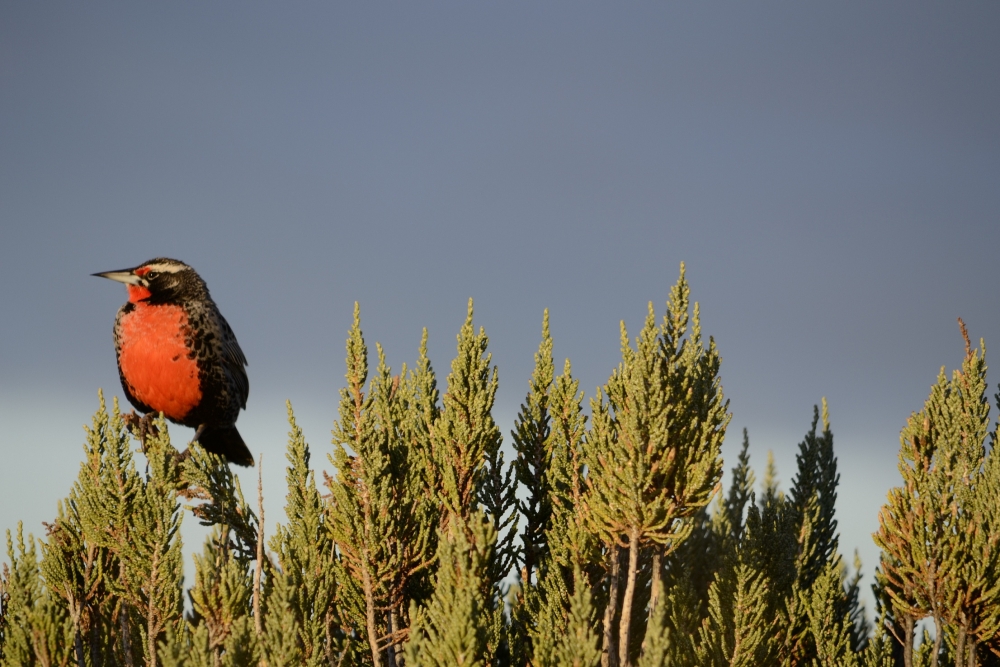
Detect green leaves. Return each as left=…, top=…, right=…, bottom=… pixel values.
left=404, top=513, right=496, bottom=667
left=582, top=266, right=730, bottom=667
left=53, top=393, right=184, bottom=667
left=874, top=322, right=999, bottom=664
left=696, top=560, right=774, bottom=667
left=431, top=300, right=506, bottom=527
left=327, top=305, right=442, bottom=664
left=806, top=558, right=861, bottom=667
left=513, top=310, right=555, bottom=582
left=265, top=403, right=339, bottom=666
left=4, top=522, right=74, bottom=667
left=582, top=266, right=729, bottom=551
left=14, top=270, right=1000, bottom=666
left=530, top=565, right=603, bottom=667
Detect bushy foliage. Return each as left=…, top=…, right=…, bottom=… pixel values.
left=4, top=267, right=1000, bottom=666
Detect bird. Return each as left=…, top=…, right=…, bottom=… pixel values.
left=94, top=257, right=254, bottom=466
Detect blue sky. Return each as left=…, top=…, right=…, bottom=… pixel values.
left=2, top=2, right=999, bottom=610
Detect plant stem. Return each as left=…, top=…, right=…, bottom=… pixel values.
left=364, top=564, right=381, bottom=667
left=254, top=454, right=264, bottom=636
left=602, top=546, right=621, bottom=667
left=618, top=528, right=640, bottom=667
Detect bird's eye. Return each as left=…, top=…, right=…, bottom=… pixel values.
left=145, top=271, right=159, bottom=280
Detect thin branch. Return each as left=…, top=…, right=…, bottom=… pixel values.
left=254, top=453, right=264, bottom=636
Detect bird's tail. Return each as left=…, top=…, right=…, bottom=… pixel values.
left=196, top=424, right=255, bottom=467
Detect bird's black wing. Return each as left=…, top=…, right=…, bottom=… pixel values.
left=217, top=313, right=250, bottom=409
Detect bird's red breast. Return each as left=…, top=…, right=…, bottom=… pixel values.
left=118, top=302, right=202, bottom=421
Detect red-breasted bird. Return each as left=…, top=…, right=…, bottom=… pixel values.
left=94, top=258, right=254, bottom=466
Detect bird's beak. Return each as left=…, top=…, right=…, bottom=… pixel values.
left=92, top=269, right=144, bottom=286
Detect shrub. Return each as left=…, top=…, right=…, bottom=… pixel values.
left=4, top=266, right=999, bottom=667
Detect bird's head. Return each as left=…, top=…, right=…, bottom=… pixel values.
left=93, top=258, right=209, bottom=304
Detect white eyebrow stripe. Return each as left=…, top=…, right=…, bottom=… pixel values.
left=144, top=263, right=186, bottom=273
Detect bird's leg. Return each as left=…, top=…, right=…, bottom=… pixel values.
left=122, top=410, right=141, bottom=435
left=122, top=411, right=159, bottom=453
left=176, top=424, right=208, bottom=463
left=140, top=413, right=159, bottom=445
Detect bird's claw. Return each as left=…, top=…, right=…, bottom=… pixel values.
left=123, top=411, right=160, bottom=452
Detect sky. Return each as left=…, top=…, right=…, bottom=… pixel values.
left=2, top=2, right=999, bottom=614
